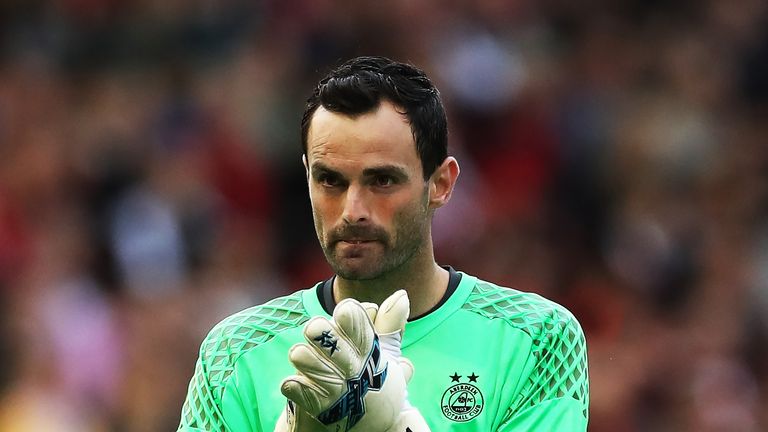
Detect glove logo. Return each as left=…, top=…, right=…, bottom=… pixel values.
left=314, top=330, right=339, bottom=356
left=441, top=372, right=484, bottom=422
left=316, top=336, right=387, bottom=430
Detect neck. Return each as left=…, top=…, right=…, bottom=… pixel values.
left=333, top=243, right=448, bottom=319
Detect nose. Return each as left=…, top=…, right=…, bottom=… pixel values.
left=342, top=185, right=370, bottom=224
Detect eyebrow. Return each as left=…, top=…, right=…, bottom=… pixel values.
left=310, top=162, right=409, bottom=179
left=310, top=162, right=341, bottom=178
left=362, top=165, right=409, bottom=179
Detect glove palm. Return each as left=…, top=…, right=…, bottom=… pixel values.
left=275, top=290, right=428, bottom=432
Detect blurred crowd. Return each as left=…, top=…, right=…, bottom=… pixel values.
left=1, top=0, right=767, bottom=430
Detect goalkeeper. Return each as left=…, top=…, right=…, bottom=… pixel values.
left=178, top=56, right=589, bottom=431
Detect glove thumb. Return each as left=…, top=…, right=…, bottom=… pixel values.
left=360, top=302, right=379, bottom=325
left=398, top=357, right=415, bottom=384
left=374, top=290, right=409, bottom=335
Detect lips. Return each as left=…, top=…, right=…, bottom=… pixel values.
left=340, top=239, right=374, bottom=244
left=331, top=226, right=387, bottom=246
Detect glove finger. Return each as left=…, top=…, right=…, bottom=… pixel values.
left=374, top=290, right=410, bottom=334
left=398, top=357, right=415, bottom=383
left=280, top=373, right=329, bottom=415
left=332, top=299, right=375, bottom=356
left=304, top=316, right=367, bottom=377
left=288, top=343, right=345, bottom=390
left=360, top=302, right=378, bottom=324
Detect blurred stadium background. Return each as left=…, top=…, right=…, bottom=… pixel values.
left=1, top=0, right=767, bottom=430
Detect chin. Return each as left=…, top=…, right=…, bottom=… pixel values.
left=331, top=262, right=386, bottom=281
left=334, top=268, right=382, bottom=281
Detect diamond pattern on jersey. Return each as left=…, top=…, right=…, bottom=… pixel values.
left=462, top=281, right=589, bottom=420
left=178, top=292, right=310, bottom=432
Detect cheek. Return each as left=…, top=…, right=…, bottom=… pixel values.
left=314, top=197, right=340, bottom=220
left=310, top=194, right=339, bottom=233
left=309, top=196, right=326, bottom=228
left=390, top=190, right=429, bottom=227
left=377, top=194, right=411, bottom=224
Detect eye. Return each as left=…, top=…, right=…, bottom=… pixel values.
left=317, top=173, right=341, bottom=188
left=373, top=175, right=395, bottom=188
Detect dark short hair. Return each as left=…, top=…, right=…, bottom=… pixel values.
left=301, top=56, right=448, bottom=179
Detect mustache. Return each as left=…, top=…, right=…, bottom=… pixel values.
left=329, top=224, right=389, bottom=244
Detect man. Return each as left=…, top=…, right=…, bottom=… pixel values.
left=178, top=56, right=588, bottom=431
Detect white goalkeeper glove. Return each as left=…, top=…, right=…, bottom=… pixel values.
left=274, top=290, right=429, bottom=432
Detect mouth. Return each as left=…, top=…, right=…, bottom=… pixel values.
left=339, top=239, right=375, bottom=245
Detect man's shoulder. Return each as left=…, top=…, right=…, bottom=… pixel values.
left=459, top=277, right=590, bottom=424
left=198, top=288, right=313, bottom=360
left=460, top=275, right=583, bottom=343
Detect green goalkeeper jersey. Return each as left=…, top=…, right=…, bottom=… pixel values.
left=178, top=269, right=589, bottom=431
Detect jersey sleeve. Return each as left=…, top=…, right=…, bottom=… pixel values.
left=177, top=331, right=254, bottom=432
left=497, top=308, right=589, bottom=431
left=177, top=292, right=311, bottom=432
left=177, top=311, right=269, bottom=432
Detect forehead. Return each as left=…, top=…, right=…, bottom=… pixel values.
left=306, top=101, right=419, bottom=170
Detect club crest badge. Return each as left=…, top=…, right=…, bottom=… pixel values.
left=441, top=372, right=484, bottom=422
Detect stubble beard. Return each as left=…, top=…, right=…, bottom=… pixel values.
left=316, top=205, right=429, bottom=281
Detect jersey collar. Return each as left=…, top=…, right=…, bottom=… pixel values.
left=315, top=266, right=462, bottom=319
left=301, top=267, right=478, bottom=348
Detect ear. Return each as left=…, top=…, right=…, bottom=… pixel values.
left=302, top=154, right=309, bottom=180
left=428, top=157, right=460, bottom=209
